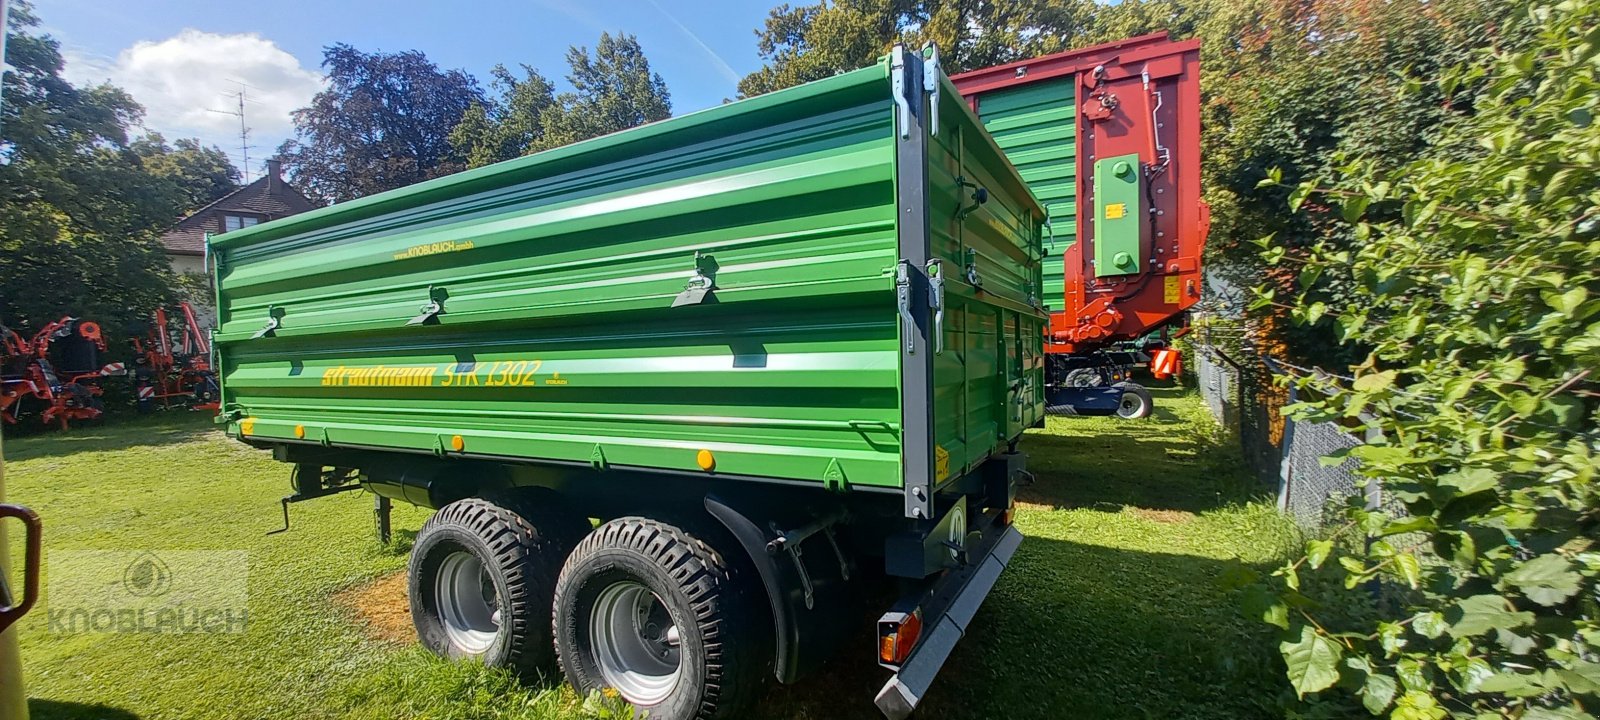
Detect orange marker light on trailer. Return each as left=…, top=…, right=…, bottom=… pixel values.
left=451, top=435, right=465, bottom=452
left=239, top=418, right=255, bottom=436
left=878, top=610, right=923, bottom=665
left=696, top=449, right=715, bottom=471
left=294, top=425, right=306, bottom=439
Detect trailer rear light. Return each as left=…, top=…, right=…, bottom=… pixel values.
left=878, top=609, right=923, bottom=666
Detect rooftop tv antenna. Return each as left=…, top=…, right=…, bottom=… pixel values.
left=207, top=81, right=255, bottom=183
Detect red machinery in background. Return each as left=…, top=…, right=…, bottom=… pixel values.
left=129, top=302, right=219, bottom=413
left=953, top=32, right=1207, bottom=418
left=0, top=316, right=123, bottom=430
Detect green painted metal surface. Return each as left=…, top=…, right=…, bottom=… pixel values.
left=1092, top=153, right=1144, bottom=277
left=211, top=58, right=1044, bottom=493
left=973, top=78, right=1075, bottom=308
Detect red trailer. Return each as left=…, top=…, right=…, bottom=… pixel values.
left=952, top=33, right=1207, bottom=417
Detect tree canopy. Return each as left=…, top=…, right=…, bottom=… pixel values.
left=0, top=1, right=238, bottom=334
left=277, top=44, right=483, bottom=203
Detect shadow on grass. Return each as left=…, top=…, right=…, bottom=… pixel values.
left=1020, top=388, right=1264, bottom=514
left=2, top=411, right=215, bottom=461
left=29, top=699, right=142, bottom=720
left=753, top=536, right=1285, bottom=720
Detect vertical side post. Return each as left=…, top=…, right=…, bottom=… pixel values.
left=893, top=46, right=936, bottom=521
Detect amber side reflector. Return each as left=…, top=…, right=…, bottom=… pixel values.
left=1000, top=507, right=1016, bottom=526
left=696, top=449, right=715, bottom=471
left=451, top=435, right=465, bottom=451
left=294, top=425, right=306, bottom=439
left=878, top=610, right=923, bottom=665
left=239, top=418, right=256, bottom=436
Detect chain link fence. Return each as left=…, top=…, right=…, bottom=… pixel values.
left=1194, top=346, right=1373, bottom=529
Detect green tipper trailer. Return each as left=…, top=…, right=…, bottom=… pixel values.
left=213, top=46, right=1044, bottom=720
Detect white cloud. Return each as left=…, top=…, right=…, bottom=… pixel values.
left=63, top=30, right=324, bottom=178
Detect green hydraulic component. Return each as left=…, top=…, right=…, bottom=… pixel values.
left=1092, top=153, right=1144, bottom=277
left=209, top=55, right=1046, bottom=495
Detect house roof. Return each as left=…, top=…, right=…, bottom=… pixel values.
left=159, top=169, right=316, bottom=256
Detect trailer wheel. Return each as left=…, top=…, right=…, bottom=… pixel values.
left=409, top=496, right=578, bottom=676
left=554, top=517, right=761, bottom=720
left=1114, top=382, right=1154, bottom=419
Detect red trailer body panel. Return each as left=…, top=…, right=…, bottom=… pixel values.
left=952, top=33, right=1207, bottom=356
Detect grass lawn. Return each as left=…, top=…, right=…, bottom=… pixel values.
left=4, top=387, right=1300, bottom=720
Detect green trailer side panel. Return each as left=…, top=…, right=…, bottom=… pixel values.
left=210, top=58, right=1044, bottom=496
left=1092, top=153, right=1144, bottom=277
left=974, top=78, right=1075, bottom=311
left=928, top=76, right=1047, bottom=485
left=214, top=67, right=904, bottom=488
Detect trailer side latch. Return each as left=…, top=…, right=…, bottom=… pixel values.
left=407, top=285, right=448, bottom=326
left=672, top=253, right=719, bottom=307
left=251, top=306, right=285, bottom=339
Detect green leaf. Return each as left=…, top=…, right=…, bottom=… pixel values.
left=1379, top=622, right=1407, bottom=655
left=1361, top=672, right=1397, bottom=715
left=1502, top=553, right=1582, bottom=606
left=1447, top=594, right=1534, bottom=637
left=1390, top=553, right=1422, bottom=589
left=1342, top=195, right=1371, bottom=222
left=1542, top=287, right=1588, bottom=317
left=1393, top=690, right=1447, bottom=720
left=1306, top=539, right=1333, bottom=569
left=1476, top=672, right=1545, bottom=696
left=1280, top=625, right=1343, bottom=698
left=1288, top=183, right=1314, bottom=213
left=1352, top=370, right=1397, bottom=392
left=1412, top=611, right=1447, bottom=639
left=1435, top=468, right=1497, bottom=497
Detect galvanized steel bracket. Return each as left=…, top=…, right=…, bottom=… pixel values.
left=895, top=260, right=916, bottom=354
left=890, top=46, right=921, bottom=139
left=922, top=43, right=941, bottom=137
left=671, top=252, right=719, bottom=307
left=926, top=259, right=945, bottom=355
left=407, top=285, right=448, bottom=325
left=251, top=306, right=285, bottom=339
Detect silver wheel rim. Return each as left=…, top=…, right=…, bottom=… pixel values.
left=435, top=550, right=500, bottom=654
left=1119, top=393, right=1144, bottom=417
left=590, top=580, right=682, bottom=705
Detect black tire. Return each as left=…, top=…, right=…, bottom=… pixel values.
left=1114, top=382, right=1154, bottom=419
left=554, top=517, right=763, bottom=720
left=409, top=495, right=586, bottom=677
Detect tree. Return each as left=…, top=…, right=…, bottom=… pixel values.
left=535, top=33, right=671, bottom=150
left=0, top=1, right=224, bottom=336
left=277, top=44, right=483, bottom=203
left=736, top=0, right=1101, bottom=97
left=1250, top=2, right=1599, bottom=714
left=448, top=64, right=557, bottom=169
left=131, top=133, right=240, bottom=213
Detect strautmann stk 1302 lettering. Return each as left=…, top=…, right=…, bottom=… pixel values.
left=212, top=45, right=1043, bottom=720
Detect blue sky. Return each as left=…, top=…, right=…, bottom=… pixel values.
left=36, top=0, right=778, bottom=180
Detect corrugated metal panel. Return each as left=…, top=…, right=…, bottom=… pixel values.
left=974, top=78, right=1075, bottom=309
left=928, top=80, right=1047, bottom=484
left=211, top=60, right=1045, bottom=494
left=215, top=67, right=905, bottom=488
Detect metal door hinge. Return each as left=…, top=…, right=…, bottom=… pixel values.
left=926, top=259, right=945, bottom=355
left=895, top=260, right=916, bottom=354
left=922, top=43, right=941, bottom=137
